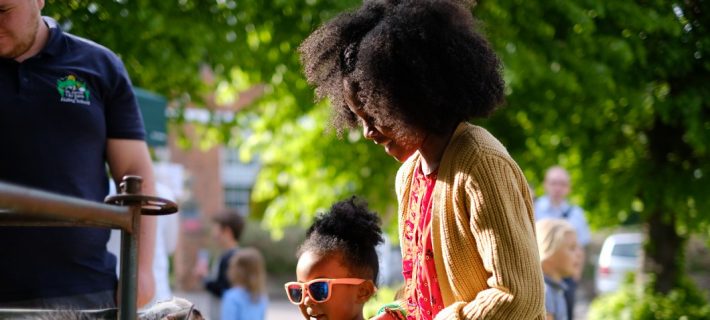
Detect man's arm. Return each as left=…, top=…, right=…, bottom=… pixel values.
left=106, top=138, right=156, bottom=308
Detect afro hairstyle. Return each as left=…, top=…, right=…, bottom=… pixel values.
left=299, top=0, right=505, bottom=137
left=298, top=197, right=384, bottom=283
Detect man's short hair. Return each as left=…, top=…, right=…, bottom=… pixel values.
left=212, top=209, right=245, bottom=241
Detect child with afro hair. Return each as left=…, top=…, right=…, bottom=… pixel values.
left=300, top=0, right=545, bottom=319
left=285, top=197, right=383, bottom=320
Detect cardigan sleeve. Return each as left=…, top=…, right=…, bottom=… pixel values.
left=435, top=155, right=545, bottom=320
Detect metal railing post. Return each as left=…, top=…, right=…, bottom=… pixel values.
left=118, top=176, right=143, bottom=320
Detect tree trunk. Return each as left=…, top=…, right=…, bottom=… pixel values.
left=639, top=209, right=685, bottom=294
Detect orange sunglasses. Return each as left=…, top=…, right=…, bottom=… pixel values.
left=284, top=278, right=374, bottom=305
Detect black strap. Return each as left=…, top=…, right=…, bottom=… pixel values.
left=561, top=207, right=573, bottom=219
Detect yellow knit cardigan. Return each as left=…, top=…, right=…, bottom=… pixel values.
left=395, top=123, right=545, bottom=320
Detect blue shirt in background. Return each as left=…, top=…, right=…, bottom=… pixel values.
left=534, top=195, right=591, bottom=246
left=221, top=287, right=268, bottom=320
left=544, top=276, right=568, bottom=320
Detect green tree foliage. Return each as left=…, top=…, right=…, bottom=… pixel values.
left=477, top=0, right=709, bottom=293
left=42, top=0, right=392, bottom=235
left=588, top=275, right=710, bottom=319
left=45, top=0, right=353, bottom=98
left=480, top=0, right=709, bottom=232
left=46, top=0, right=709, bottom=293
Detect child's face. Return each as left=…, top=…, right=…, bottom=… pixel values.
left=294, top=250, right=371, bottom=320
left=343, top=79, right=424, bottom=163
left=547, top=232, right=580, bottom=278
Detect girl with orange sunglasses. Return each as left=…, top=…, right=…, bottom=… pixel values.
left=285, top=197, right=400, bottom=320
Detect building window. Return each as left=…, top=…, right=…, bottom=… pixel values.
left=224, top=185, right=251, bottom=216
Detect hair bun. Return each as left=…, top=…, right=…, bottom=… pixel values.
left=308, top=196, right=384, bottom=251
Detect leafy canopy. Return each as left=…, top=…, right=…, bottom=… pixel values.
left=44, top=1, right=710, bottom=241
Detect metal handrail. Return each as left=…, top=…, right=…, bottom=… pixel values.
left=0, top=176, right=177, bottom=320
left=0, top=182, right=132, bottom=230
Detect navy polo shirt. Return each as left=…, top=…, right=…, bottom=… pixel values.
left=0, top=17, right=145, bottom=302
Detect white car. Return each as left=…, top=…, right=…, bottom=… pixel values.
left=595, top=232, right=643, bottom=294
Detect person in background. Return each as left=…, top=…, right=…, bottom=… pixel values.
left=0, top=0, right=155, bottom=308
left=203, top=210, right=245, bottom=298
left=193, top=209, right=244, bottom=319
left=536, top=219, right=581, bottom=320
left=299, top=0, right=545, bottom=318
left=221, top=247, right=268, bottom=320
left=286, top=197, right=382, bottom=320
left=534, top=166, right=591, bottom=319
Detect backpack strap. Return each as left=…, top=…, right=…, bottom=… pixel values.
left=561, top=206, right=573, bottom=219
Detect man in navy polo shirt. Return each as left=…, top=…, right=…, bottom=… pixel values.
left=0, top=0, right=156, bottom=308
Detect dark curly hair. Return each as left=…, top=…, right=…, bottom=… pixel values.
left=299, top=0, right=505, bottom=137
left=298, top=197, right=384, bottom=283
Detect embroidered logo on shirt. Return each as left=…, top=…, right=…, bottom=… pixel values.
left=57, top=74, right=91, bottom=105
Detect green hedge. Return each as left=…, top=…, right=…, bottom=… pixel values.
left=589, top=276, right=710, bottom=320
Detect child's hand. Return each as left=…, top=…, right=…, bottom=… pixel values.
left=371, top=302, right=407, bottom=320
left=369, top=313, right=398, bottom=320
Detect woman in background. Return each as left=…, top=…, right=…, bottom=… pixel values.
left=221, top=247, right=268, bottom=320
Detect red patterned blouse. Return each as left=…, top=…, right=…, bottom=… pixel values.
left=401, top=164, right=445, bottom=319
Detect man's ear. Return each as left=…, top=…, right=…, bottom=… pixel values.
left=356, top=280, right=377, bottom=303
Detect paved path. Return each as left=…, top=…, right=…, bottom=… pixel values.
left=575, top=287, right=590, bottom=320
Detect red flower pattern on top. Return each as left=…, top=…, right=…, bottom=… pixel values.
left=401, top=163, right=444, bottom=320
